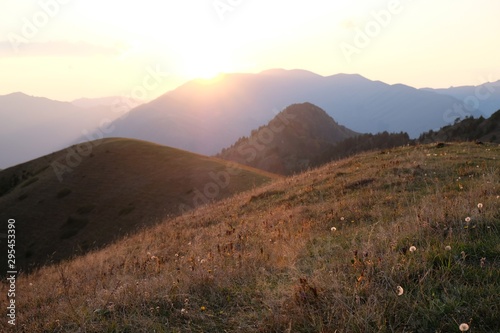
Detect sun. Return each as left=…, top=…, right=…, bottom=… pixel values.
left=175, top=39, right=237, bottom=81
left=179, top=52, right=235, bottom=80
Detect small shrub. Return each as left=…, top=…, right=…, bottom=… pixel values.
left=76, top=204, right=96, bottom=215
left=119, top=205, right=135, bottom=216
left=56, top=188, right=72, bottom=199
left=60, top=215, right=89, bottom=239
left=21, top=177, right=39, bottom=188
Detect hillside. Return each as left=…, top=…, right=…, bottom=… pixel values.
left=0, top=138, right=277, bottom=273
left=217, top=102, right=358, bottom=174
left=4, top=143, right=499, bottom=332
left=100, top=69, right=477, bottom=155
left=419, top=109, right=500, bottom=143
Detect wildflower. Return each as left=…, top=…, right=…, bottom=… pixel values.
left=409, top=246, right=416, bottom=253
left=200, top=306, right=206, bottom=311
left=330, top=226, right=337, bottom=231
left=477, top=203, right=483, bottom=209
left=396, top=286, right=404, bottom=296
left=459, top=323, right=470, bottom=331
left=480, top=257, right=486, bottom=268
left=181, top=308, right=188, bottom=315
left=465, top=217, right=471, bottom=223
left=445, top=245, right=452, bottom=251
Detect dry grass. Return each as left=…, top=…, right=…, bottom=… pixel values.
left=2, top=142, right=499, bottom=332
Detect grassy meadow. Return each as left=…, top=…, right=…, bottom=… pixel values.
left=2, top=142, right=499, bottom=332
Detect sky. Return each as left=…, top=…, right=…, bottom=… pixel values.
left=0, top=0, right=499, bottom=101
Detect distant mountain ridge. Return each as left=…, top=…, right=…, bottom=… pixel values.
left=102, top=69, right=480, bottom=156
left=422, top=80, right=500, bottom=117
left=217, top=102, right=358, bottom=174
left=3, top=70, right=493, bottom=169
left=0, top=92, right=128, bottom=169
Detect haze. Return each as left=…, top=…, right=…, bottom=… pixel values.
left=1, top=0, right=499, bottom=101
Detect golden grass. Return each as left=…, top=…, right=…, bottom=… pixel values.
left=2, top=142, right=499, bottom=332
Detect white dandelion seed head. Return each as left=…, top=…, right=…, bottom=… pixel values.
left=459, top=323, right=470, bottom=331
left=477, top=203, right=483, bottom=209
left=445, top=245, right=452, bottom=251
left=331, top=226, right=337, bottom=231
left=409, top=246, right=417, bottom=253
left=396, top=286, right=404, bottom=296
left=340, top=217, right=345, bottom=221
left=465, top=216, right=471, bottom=223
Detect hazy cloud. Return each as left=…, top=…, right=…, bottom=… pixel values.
left=0, top=40, right=123, bottom=58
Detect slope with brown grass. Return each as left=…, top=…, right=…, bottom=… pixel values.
left=2, top=142, right=499, bottom=332
left=0, top=138, right=278, bottom=273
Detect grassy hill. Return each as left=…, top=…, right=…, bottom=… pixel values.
left=0, top=138, right=277, bottom=273
left=218, top=103, right=358, bottom=175
left=2, top=142, right=499, bottom=332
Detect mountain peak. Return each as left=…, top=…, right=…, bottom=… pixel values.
left=4, top=91, right=30, bottom=98
left=218, top=102, right=358, bottom=174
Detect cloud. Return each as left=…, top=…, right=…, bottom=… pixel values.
left=0, top=40, right=124, bottom=58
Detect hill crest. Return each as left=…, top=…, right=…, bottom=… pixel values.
left=218, top=102, right=358, bottom=174
left=0, top=138, right=278, bottom=272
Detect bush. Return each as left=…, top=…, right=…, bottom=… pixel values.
left=57, top=188, right=72, bottom=199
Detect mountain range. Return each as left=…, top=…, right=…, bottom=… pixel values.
left=102, top=69, right=482, bottom=156
left=2, top=69, right=496, bottom=169
left=423, top=80, right=500, bottom=117
left=0, top=92, right=130, bottom=169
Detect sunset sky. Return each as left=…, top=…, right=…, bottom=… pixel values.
left=1, top=0, right=499, bottom=101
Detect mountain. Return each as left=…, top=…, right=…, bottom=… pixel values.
left=419, top=109, right=500, bottom=143
left=217, top=102, right=358, bottom=174
left=423, top=80, right=500, bottom=117
left=0, top=138, right=277, bottom=273
left=0, top=92, right=125, bottom=169
left=101, top=69, right=480, bottom=156
left=71, top=96, right=140, bottom=113
left=8, top=142, right=499, bottom=332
